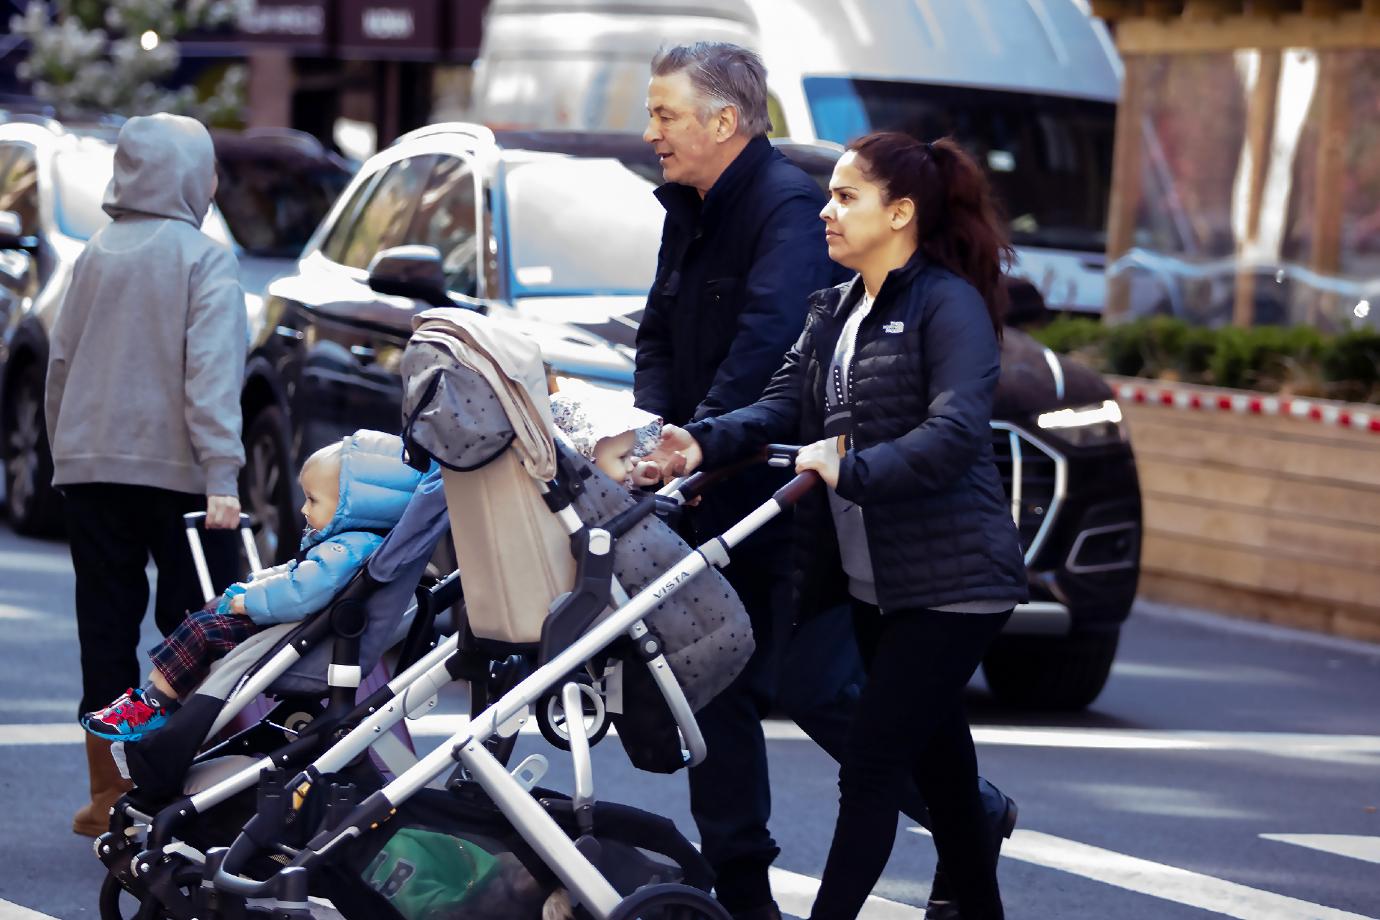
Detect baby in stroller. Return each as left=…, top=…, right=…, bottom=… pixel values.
left=548, top=382, right=662, bottom=489
left=81, top=430, right=423, bottom=742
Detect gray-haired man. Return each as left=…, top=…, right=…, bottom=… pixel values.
left=635, top=42, right=1017, bottom=920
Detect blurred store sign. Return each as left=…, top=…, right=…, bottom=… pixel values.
left=182, top=0, right=488, bottom=59
left=339, top=0, right=442, bottom=57
left=238, top=0, right=330, bottom=51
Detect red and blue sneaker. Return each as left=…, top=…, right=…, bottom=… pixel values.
left=80, top=688, right=171, bottom=742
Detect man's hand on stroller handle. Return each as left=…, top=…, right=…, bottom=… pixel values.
left=647, top=424, right=704, bottom=480
left=630, top=460, right=663, bottom=488
left=206, top=494, right=241, bottom=529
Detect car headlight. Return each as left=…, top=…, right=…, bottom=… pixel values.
left=1036, top=399, right=1128, bottom=446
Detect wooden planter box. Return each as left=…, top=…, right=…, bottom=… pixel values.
left=1110, top=376, right=1380, bottom=643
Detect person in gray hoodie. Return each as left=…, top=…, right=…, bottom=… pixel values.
left=44, top=113, right=247, bottom=837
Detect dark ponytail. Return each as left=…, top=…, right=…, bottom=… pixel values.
left=846, top=132, right=1013, bottom=337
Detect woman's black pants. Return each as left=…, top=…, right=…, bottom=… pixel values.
left=808, top=604, right=1012, bottom=920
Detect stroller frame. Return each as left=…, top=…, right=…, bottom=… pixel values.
left=205, top=453, right=817, bottom=920
left=98, top=529, right=461, bottom=919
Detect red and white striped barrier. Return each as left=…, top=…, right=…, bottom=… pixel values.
left=1112, top=380, right=1380, bottom=435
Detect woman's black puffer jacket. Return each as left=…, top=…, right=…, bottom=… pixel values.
left=687, top=252, right=1029, bottom=619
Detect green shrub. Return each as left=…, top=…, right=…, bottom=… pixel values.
left=1101, top=321, right=1151, bottom=377
left=1177, top=326, right=1217, bottom=380
left=1030, top=316, right=1105, bottom=356
left=1035, top=317, right=1377, bottom=404
left=1207, top=326, right=1250, bottom=389
left=1320, top=330, right=1380, bottom=402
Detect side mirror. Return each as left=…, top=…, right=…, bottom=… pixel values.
left=1004, top=276, right=1050, bottom=329
left=367, top=245, right=453, bottom=307
left=0, top=210, right=36, bottom=251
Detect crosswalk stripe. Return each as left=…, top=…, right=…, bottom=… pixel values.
left=966, top=828, right=1378, bottom=920
left=1262, top=835, right=1380, bottom=866
left=766, top=864, right=922, bottom=919
left=0, top=723, right=83, bottom=746
left=10, top=715, right=1380, bottom=769
left=0, top=897, right=60, bottom=919
left=409, top=714, right=1380, bottom=761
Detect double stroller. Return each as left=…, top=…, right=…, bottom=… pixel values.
left=95, top=308, right=821, bottom=920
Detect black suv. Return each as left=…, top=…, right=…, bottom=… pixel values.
left=0, top=115, right=352, bottom=534
left=241, top=124, right=1140, bottom=709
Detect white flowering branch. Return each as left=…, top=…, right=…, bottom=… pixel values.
left=9, top=0, right=252, bottom=124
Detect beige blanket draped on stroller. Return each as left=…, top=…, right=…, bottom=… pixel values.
left=401, top=307, right=754, bottom=740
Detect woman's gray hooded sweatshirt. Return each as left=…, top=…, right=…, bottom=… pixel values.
left=46, top=113, right=246, bottom=496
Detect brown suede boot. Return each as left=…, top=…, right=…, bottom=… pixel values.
left=73, top=734, right=133, bottom=837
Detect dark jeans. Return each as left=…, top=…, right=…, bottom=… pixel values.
left=691, top=552, right=1014, bottom=913
left=808, top=605, right=1012, bottom=920
left=779, top=605, right=1013, bottom=835
left=64, top=483, right=239, bottom=716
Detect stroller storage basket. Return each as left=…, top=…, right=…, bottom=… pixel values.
left=316, top=783, right=712, bottom=920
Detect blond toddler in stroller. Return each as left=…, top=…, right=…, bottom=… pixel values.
left=82, top=433, right=423, bottom=742
left=94, top=438, right=462, bottom=919
left=195, top=308, right=820, bottom=920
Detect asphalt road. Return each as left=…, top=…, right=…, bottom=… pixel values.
left=1, top=521, right=1378, bottom=920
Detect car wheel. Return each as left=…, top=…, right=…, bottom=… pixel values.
left=981, top=628, right=1120, bottom=711
left=240, top=405, right=298, bottom=564
left=2, top=361, right=64, bottom=535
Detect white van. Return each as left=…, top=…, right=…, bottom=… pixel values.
left=472, top=0, right=1121, bottom=315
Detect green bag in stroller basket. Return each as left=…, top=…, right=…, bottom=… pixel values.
left=318, top=781, right=711, bottom=920
left=360, top=826, right=534, bottom=920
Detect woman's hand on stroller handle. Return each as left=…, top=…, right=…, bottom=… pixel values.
left=794, top=437, right=843, bottom=489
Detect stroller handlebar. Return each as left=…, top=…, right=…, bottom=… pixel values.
left=773, top=470, right=821, bottom=506
left=181, top=512, right=262, bottom=603
left=763, top=444, right=801, bottom=467
left=661, top=444, right=805, bottom=504
left=182, top=511, right=256, bottom=530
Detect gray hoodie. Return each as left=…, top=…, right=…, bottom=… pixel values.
left=46, top=114, right=246, bottom=496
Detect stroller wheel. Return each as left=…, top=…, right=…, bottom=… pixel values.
left=537, top=680, right=610, bottom=750
left=607, top=883, right=732, bottom=920
left=99, top=872, right=167, bottom=920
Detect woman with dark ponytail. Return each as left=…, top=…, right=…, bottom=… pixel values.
left=652, top=132, right=1026, bottom=918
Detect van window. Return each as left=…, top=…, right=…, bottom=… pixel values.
left=407, top=155, right=479, bottom=297
left=804, top=77, right=1114, bottom=253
